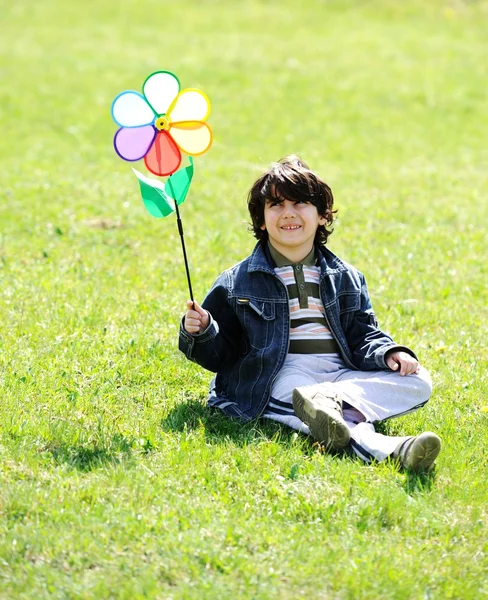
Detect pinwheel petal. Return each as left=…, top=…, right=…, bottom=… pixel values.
left=169, top=122, right=213, bottom=156
left=144, top=131, right=182, bottom=176
left=111, top=91, right=155, bottom=128
left=132, top=168, right=176, bottom=218
left=165, top=158, right=194, bottom=206
left=143, top=71, right=180, bottom=116
left=168, top=89, right=211, bottom=123
left=114, top=125, right=156, bottom=161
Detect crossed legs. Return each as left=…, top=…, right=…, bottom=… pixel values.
left=262, top=354, right=439, bottom=467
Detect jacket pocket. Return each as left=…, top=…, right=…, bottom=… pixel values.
left=236, top=298, right=276, bottom=349
left=337, top=292, right=360, bottom=315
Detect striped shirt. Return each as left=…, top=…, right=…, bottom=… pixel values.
left=269, top=243, right=340, bottom=355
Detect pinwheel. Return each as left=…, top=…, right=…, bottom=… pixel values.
left=111, top=70, right=213, bottom=301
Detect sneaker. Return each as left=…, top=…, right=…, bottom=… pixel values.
left=292, top=384, right=350, bottom=450
left=394, top=432, right=442, bottom=471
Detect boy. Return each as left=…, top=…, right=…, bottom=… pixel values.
left=179, top=156, right=441, bottom=470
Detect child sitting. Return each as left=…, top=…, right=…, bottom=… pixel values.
left=179, top=156, right=441, bottom=471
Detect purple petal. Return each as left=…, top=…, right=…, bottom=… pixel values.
left=114, top=125, right=156, bottom=161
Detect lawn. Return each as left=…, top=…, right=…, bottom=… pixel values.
left=1, top=0, right=487, bottom=598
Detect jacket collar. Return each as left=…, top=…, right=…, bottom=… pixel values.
left=267, top=242, right=316, bottom=268
left=248, top=242, right=348, bottom=275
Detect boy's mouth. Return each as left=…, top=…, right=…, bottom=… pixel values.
left=281, top=225, right=301, bottom=230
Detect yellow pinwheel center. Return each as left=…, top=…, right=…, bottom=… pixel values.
left=154, top=115, right=171, bottom=131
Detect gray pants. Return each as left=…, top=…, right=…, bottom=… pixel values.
left=262, top=354, right=433, bottom=462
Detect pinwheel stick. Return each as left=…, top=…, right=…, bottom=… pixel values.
left=167, top=179, right=194, bottom=304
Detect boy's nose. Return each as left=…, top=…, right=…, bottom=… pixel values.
left=283, top=203, right=297, bottom=218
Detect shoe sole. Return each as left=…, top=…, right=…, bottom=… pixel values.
left=404, top=432, right=441, bottom=471
left=292, top=388, right=350, bottom=450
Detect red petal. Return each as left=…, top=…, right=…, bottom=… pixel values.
left=144, top=131, right=181, bottom=176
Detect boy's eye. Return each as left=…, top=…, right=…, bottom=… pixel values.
left=266, top=198, right=309, bottom=207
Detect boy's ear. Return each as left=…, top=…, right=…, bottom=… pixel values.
left=318, top=215, right=327, bottom=226
left=260, top=223, right=267, bottom=230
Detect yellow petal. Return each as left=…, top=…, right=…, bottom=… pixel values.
left=169, top=122, right=213, bottom=156
left=168, top=89, right=211, bottom=123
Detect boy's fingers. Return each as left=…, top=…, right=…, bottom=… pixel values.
left=187, top=299, right=207, bottom=317
left=186, top=310, right=201, bottom=320
left=185, top=316, right=200, bottom=326
left=403, top=362, right=419, bottom=376
left=184, top=317, right=202, bottom=332
left=187, top=300, right=203, bottom=313
left=184, top=300, right=209, bottom=335
left=195, top=304, right=207, bottom=318
left=402, top=362, right=414, bottom=376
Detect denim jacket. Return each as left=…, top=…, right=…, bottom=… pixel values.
left=179, top=242, right=415, bottom=422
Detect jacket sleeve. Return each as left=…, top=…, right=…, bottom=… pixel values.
left=347, top=273, right=417, bottom=370
left=178, top=272, right=245, bottom=373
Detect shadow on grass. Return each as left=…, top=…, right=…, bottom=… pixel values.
left=162, top=397, right=293, bottom=443
left=162, top=397, right=354, bottom=461
left=162, top=399, right=444, bottom=483
left=44, top=433, right=134, bottom=472
left=403, top=468, right=438, bottom=494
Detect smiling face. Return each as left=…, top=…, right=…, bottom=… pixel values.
left=260, top=190, right=327, bottom=262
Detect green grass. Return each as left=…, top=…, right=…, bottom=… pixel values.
left=1, top=0, right=487, bottom=597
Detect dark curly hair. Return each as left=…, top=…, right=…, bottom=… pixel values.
left=247, top=155, right=336, bottom=246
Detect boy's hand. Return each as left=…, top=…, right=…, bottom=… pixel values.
left=386, top=351, right=420, bottom=376
left=184, top=300, right=210, bottom=334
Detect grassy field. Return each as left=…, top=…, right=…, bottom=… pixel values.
left=1, top=0, right=487, bottom=597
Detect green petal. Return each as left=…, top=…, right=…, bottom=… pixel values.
left=132, top=168, right=175, bottom=218
left=165, top=157, right=194, bottom=206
